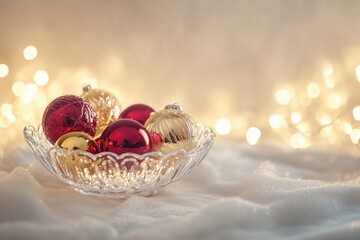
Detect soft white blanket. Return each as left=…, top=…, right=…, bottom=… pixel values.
left=1, top=141, right=359, bottom=240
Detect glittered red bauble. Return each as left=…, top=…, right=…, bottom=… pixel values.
left=100, top=119, right=151, bottom=155
left=119, top=104, right=155, bottom=125
left=42, top=95, right=97, bottom=144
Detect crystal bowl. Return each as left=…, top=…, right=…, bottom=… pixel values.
left=23, top=123, right=215, bottom=198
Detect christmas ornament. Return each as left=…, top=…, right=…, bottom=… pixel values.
left=99, top=119, right=151, bottom=155
left=144, top=103, right=198, bottom=153
left=119, top=103, right=155, bottom=125
left=55, top=131, right=99, bottom=154
left=81, top=84, right=121, bottom=136
left=42, top=95, right=97, bottom=144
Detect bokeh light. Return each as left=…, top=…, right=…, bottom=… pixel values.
left=353, top=106, right=360, bottom=121
left=268, top=114, right=287, bottom=129
left=246, top=127, right=261, bottom=145
left=0, top=64, right=9, bottom=78
left=290, top=112, right=302, bottom=124
left=12, top=82, right=26, bottom=96
left=215, top=118, right=232, bottom=135
left=33, top=70, right=49, bottom=86
left=326, top=93, right=342, bottom=109
left=23, top=46, right=38, bottom=60
left=275, top=89, right=291, bottom=105
left=350, top=128, right=360, bottom=144
left=21, top=83, right=38, bottom=105
left=289, top=133, right=308, bottom=149
left=307, top=83, right=320, bottom=99
left=355, top=65, right=360, bottom=82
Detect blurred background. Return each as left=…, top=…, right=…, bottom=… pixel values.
left=1, top=0, right=360, bottom=154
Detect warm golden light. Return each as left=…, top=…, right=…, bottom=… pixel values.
left=23, top=46, right=38, bottom=60
left=324, top=77, right=335, bottom=88
left=12, top=81, right=26, bottom=97
left=353, top=106, right=360, bottom=121
left=356, top=65, right=360, bottom=82
left=21, top=83, right=38, bottom=105
left=1, top=104, right=12, bottom=116
left=0, top=104, right=16, bottom=123
left=0, top=64, right=9, bottom=78
left=323, top=65, right=333, bottom=78
left=34, top=70, right=49, bottom=86
left=307, top=83, right=320, bottom=99
left=316, top=112, right=332, bottom=126
left=268, top=114, right=287, bottom=129
left=290, top=112, right=302, bottom=124
left=342, top=121, right=352, bottom=135
left=299, top=93, right=311, bottom=107
left=215, top=118, right=232, bottom=135
left=326, top=93, right=342, bottom=109
left=350, top=128, right=360, bottom=144
left=246, top=127, right=261, bottom=145
left=297, top=122, right=311, bottom=133
left=275, top=89, right=291, bottom=105
left=289, top=133, right=308, bottom=149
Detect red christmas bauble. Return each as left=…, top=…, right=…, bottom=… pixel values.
left=99, top=119, right=151, bottom=155
left=149, top=132, right=163, bottom=151
left=42, top=95, right=97, bottom=144
left=119, top=104, right=155, bottom=125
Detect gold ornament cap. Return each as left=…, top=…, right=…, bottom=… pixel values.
left=144, top=104, right=197, bottom=153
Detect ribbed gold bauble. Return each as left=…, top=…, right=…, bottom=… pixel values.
left=144, top=103, right=197, bottom=153
left=81, top=85, right=121, bottom=137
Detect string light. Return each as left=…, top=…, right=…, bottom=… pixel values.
left=342, top=122, right=352, bottom=135
left=326, top=93, right=342, bottom=109
left=307, top=83, right=320, bottom=99
left=33, top=70, right=49, bottom=86
left=323, top=65, right=333, bottom=78
left=215, top=118, right=232, bottom=135
left=21, top=83, right=38, bottom=105
left=268, top=114, right=287, bottom=129
left=12, top=82, right=26, bottom=96
left=315, top=112, right=332, bottom=126
left=275, top=89, right=291, bottom=105
left=355, top=65, right=360, bottom=82
left=324, top=77, right=335, bottom=88
left=289, top=133, right=307, bottom=149
left=23, top=46, right=38, bottom=60
left=350, top=129, right=360, bottom=144
left=290, top=112, right=302, bottom=124
left=246, top=127, right=261, bottom=145
left=353, top=106, right=360, bottom=121
left=0, top=104, right=16, bottom=123
left=0, top=64, right=9, bottom=78
left=3, top=45, right=360, bottom=152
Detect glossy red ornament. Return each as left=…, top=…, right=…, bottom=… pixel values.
left=119, top=104, right=155, bottom=125
left=99, top=119, right=151, bottom=155
left=149, top=132, right=163, bottom=151
left=42, top=95, right=97, bottom=144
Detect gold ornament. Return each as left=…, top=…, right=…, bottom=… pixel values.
left=55, top=131, right=98, bottom=152
left=55, top=131, right=99, bottom=178
left=81, top=85, right=121, bottom=135
left=144, top=103, right=198, bottom=153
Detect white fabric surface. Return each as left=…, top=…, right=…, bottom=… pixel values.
left=1, top=141, right=360, bottom=240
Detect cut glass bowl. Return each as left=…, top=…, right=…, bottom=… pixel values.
left=23, top=123, right=215, bottom=198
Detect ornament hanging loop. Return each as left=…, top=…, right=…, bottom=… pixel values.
left=165, top=103, right=183, bottom=111
left=83, top=84, right=92, bottom=92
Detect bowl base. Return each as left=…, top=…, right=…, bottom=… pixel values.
left=74, top=188, right=163, bottom=198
